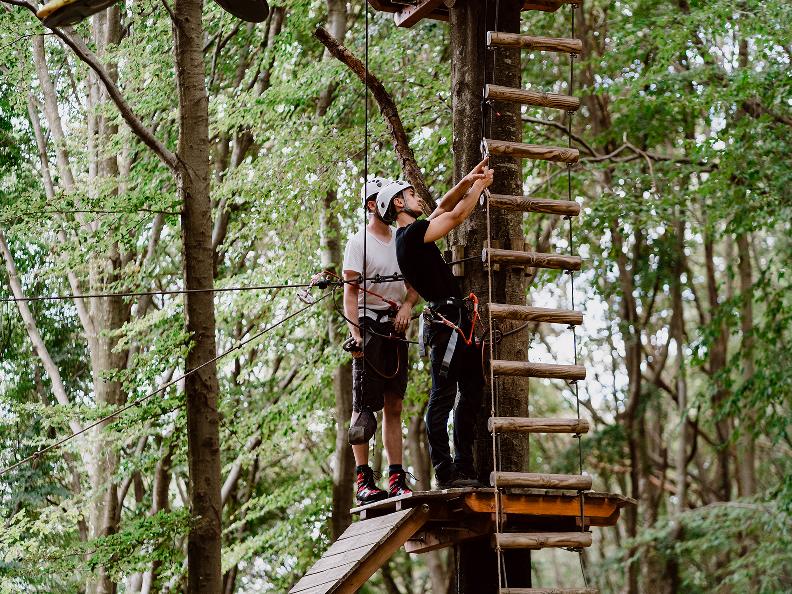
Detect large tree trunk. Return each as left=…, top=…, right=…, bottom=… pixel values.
left=450, top=1, right=529, bottom=591
left=318, top=0, right=355, bottom=541
left=172, top=0, right=223, bottom=589
left=85, top=12, right=129, bottom=594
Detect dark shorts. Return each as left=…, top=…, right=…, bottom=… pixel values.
left=352, top=319, right=408, bottom=413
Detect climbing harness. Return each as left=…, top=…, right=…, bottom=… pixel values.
left=418, top=293, right=480, bottom=378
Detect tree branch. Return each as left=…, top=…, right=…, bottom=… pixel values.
left=314, top=26, right=436, bottom=213
left=0, top=230, right=83, bottom=435
left=3, top=0, right=180, bottom=171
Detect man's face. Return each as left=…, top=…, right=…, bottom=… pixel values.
left=400, top=188, right=419, bottom=213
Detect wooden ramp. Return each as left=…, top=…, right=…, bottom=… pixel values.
left=289, top=504, right=430, bottom=594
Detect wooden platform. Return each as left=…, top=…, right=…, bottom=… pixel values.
left=351, top=488, right=633, bottom=553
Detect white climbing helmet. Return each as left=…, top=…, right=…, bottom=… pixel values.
left=376, top=180, right=413, bottom=223
left=361, top=177, right=391, bottom=206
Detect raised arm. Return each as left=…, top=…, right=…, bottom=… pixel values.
left=428, top=156, right=490, bottom=220
left=423, top=166, right=494, bottom=243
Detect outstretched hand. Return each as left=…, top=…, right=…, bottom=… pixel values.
left=480, top=165, right=494, bottom=189
left=463, top=156, right=490, bottom=185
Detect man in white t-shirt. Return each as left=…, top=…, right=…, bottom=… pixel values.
left=342, top=177, right=419, bottom=503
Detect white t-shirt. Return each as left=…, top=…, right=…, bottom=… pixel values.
left=342, top=227, right=406, bottom=312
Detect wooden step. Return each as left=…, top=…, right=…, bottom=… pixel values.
left=486, top=84, right=580, bottom=112
left=483, top=248, right=581, bottom=271
left=488, top=417, right=590, bottom=434
left=498, top=588, right=599, bottom=594
left=491, top=360, right=586, bottom=381
left=491, top=471, right=592, bottom=490
left=493, top=531, right=593, bottom=550
left=487, top=31, right=583, bottom=54
left=485, top=138, right=579, bottom=164
left=489, top=303, right=583, bottom=325
left=487, top=193, right=580, bottom=217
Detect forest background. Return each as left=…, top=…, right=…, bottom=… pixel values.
left=0, top=0, right=790, bottom=592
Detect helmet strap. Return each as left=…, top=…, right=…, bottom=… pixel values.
left=401, top=206, right=422, bottom=220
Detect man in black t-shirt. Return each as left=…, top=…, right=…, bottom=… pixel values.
left=376, top=158, right=493, bottom=489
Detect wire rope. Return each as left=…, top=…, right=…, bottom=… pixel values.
left=0, top=293, right=330, bottom=477
left=361, top=0, right=370, bottom=424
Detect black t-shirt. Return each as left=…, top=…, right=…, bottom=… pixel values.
left=395, top=219, right=461, bottom=303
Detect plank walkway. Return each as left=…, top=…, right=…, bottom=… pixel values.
left=288, top=505, right=430, bottom=594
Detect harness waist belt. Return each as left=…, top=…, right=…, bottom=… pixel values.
left=359, top=307, right=396, bottom=323
left=427, top=297, right=465, bottom=311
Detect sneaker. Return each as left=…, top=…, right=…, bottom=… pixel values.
left=457, top=466, right=486, bottom=488
left=388, top=469, right=414, bottom=497
left=356, top=466, right=388, bottom=504
left=436, top=468, right=482, bottom=490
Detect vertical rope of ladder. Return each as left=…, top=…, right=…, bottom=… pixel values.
left=483, top=0, right=506, bottom=589
left=566, top=4, right=590, bottom=588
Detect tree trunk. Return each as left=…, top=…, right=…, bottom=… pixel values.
left=172, top=0, right=222, bottom=589
left=450, top=0, right=529, bottom=591
left=735, top=232, right=755, bottom=497
left=671, top=217, right=689, bottom=513
left=703, top=231, right=731, bottom=502
left=318, top=0, right=355, bottom=541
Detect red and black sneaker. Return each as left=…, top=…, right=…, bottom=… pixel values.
left=388, top=469, right=414, bottom=498
left=356, top=465, right=388, bottom=504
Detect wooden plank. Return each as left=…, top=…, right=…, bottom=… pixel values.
left=483, top=248, right=582, bottom=271
left=491, top=360, right=586, bottom=381
left=337, top=504, right=431, bottom=593
left=484, top=138, right=579, bottom=163
left=394, top=0, right=444, bottom=27
left=489, top=304, right=583, bottom=325
left=486, top=84, right=580, bottom=112
left=463, top=491, right=633, bottom=521
left=487, top=31, right=583, bottom=54
left=493, top=532, right=593, bottom=550
left=488, top=193, right=580, bottom=216
left=488, top=417, right=589, bottom=434
left=335, top=508, right=414, bottom=541
left=350, top=487, right=494, bottom=515
left=499, top=588, right=599, bottom=594
left=491, top=471, right=592, bottom=490
left=291, top=562, right=358, bottom=593
left=405, top=523, right=491, bottom=554
left=289, top=505, right=430, bottom=593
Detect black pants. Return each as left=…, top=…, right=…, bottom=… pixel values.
left=425, top=321, right=484, bottom=481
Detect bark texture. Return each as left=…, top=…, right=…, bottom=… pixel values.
left=172, top=0, right=223, bottom=589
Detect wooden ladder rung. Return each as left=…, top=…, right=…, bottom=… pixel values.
left=498, top=588, right=599, bottom=594
left=491, top=471, right=592, bottom=490
left=485, top=138, right=579, bottom=164
left=483, top=248, right=581, bottom=271
left=488, top=417, right=590, bottom=434
left=492, top=531, right=593, bottom=550
left=488, top=193, right=580, bottom=217
left=486, top=84, right=580, bottom=112
left=490, top=303, right=583, bottom=325
left=491, top=360, right=586, bottom=380
left=487, top=31, right=583, bottom=54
